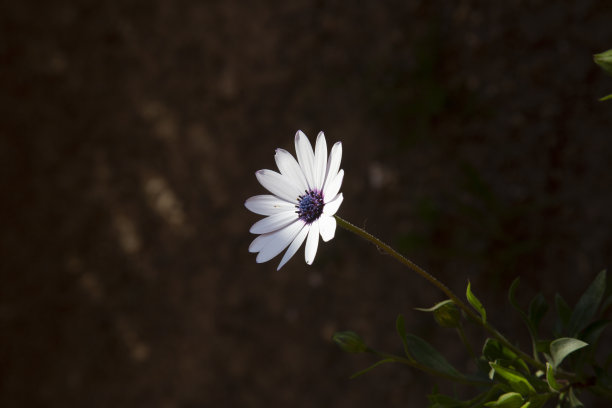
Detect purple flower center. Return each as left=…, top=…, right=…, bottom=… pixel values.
left=296, top=190, right=324, bottom=224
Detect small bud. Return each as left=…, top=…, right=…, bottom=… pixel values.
left=594, top=49, right=612, bottom=76
left=332, top=331, right=368, bottom=353
left=433, top=301, right=461, bottom=328
left=415, top=299, right=461, bottom=328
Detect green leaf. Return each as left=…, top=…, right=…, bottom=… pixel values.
left=427, top=392, right=470, bottom=408
left=467, top=280, right=487, bottom=324
left=599, top=93, right=612, bottom=102
left=428, top=387, right=503, bottom=408
left=415, top=299, right=455, bottom=313
left=482, top=338, right=530, bottom=374
left=508, top=278, right=521, bottom=303
left=528, top=294, right=548, bottom=334
left=396, top=314, right=412, bottom=359
left=545, top=363, right=562, bottom=392
left=508, top=278, right=539, bottom=358
left=349, top=358, right=394, bottom=379
left=594, top=49, right=612, bottom=76
left=405, top=333, right=465, bottom=380
left=579, top=319, right=610, bottom=346
left=484, top=392, right=524, bottom=408
left=508, top=278, right=529, bottom=325
left=489, top=362, right=536, bottom=396
left=567, top=270, right=607, bottom=336
left=508, top=279, right=548, bottom=361
left=332, top=331, right=368, bottom=353
left=549, top=337, right=588, bottom=369
left=524, top=394, right=551, bottom=408
left=482, top=338, right=504, bottom=361
left=568, top=387, right=583, bottom=408
left=554, top=293, right=571, bottom=335
left=415, top=299, right=461, bottom=328
left=534, top=339, right=550, bottom=354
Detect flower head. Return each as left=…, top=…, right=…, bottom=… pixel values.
left=245, top=130, right=344, bottom=270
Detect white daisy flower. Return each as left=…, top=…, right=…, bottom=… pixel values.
left=245, top=130, right=344, bottom=270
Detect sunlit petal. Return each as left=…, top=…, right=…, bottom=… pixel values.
left=275, top=148, right=309, bottom=193
left=294, top=130, right=315, bottom=190
left=304, top=220, right=320, bottom=265
left=313, top=132, right=328, bottom=190
left=250, top=211, right=299, bottom=234
left=323, top=169, right=344, bottom=201
left=323, top=193, right=343, bottom=216
left=319, top=215, right=337, bottom=242
left=255, top=169, right=300, bottom=203
left=323, top=141, right=342, bottom=192
left=256, top=221, right=304, bottom=263
left=245, top=195, right=296, bottom=216
left=277, top=224, right=309, bottom=270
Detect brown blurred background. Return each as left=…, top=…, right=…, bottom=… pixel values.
left=2, top=1, right=612, bottom=407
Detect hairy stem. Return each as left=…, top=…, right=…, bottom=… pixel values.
left=335, top=215, right=545, bottom=372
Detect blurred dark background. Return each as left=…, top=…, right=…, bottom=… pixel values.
left=2, top=1, right=612, bottom=407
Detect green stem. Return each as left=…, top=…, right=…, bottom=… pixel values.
left=335, top=215, right=545, bottom=372
left=457, top=324, right=477, bottom=361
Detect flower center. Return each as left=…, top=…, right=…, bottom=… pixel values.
left=296, top=190, right=324, bottom=224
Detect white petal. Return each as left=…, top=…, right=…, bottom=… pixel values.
left=249, top=233, right=270, bottom=253
left=323, top=169, right=344, bottom=200
left=313, top=132, right=328, bottom=190
left=250, top=211, right=298, bottom=234
left=255, top=169, right=300, bottom=203
left=245, top=195, right=296, bottom=215
left=304, top=220, right=320, bottom=265
left=256, top=221, right=304, bottom=263
left=323, top=141, right=342, bottom=192
left=276, top=224, right=309, bottom=270
left=323, top=193, right=343, bottom=216
left=319, top=215, right=336, bottom=242
left=294, top=130, right=315, bottom=190
left=274, top=149, right=309, bottom=193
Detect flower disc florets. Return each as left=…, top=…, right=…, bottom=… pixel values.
left=296, top=190, right=324, bottom=224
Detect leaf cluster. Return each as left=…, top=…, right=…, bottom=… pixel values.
left=333, top=270, right=612, bottom=407
left=594, top=49, right=612, bottom=101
